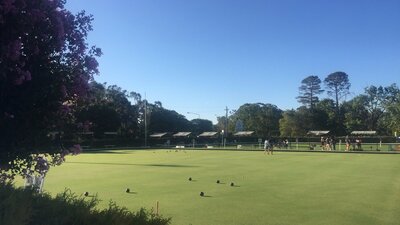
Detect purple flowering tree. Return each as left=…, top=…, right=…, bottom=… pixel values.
left=0, top=0, right=101, bottom=182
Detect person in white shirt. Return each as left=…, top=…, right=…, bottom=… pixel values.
left=264, top=139, right=272, bottom=155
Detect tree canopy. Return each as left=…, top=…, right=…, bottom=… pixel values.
left=0, top=0, right=101, bottom=153
left=229, top=103, right=282, bottom=137
left=297, top=75, right=324, bottom=109
left=324, top=71, right=351, bottom=111
left=0, top=0, right=101, bottom=181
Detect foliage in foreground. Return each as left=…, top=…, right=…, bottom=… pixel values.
left=0, top=0, right=100, bottom=184
left=0, top=183, right=171, bottom=225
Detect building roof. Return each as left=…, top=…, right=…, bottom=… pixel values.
left=307, top=131, right=330, bottom=136
left=198, top=132, right=218, bottom=137
left=350, top=131, right=377, bottom=135
left=77, top=132, right=94, bottom=135
left=233, top=131, right=255, bottom=136
left=149, top=132, right=168, bottom=138
left=173, top=132, right=192, bottom=137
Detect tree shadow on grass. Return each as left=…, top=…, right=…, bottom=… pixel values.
left=66, top=162, right=198, bottom=168
left=84, top=150, right=132, bottom=154
left=289, top=154, right=331, bottom=157
left=145, top=164, right=198, bottom=168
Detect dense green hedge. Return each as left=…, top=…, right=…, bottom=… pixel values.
left=0, top=184, right=171, bottom=225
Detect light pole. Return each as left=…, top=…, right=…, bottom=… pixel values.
left=144, top=96, right=148, bottom=147
left=187, top=112, right=200, bottom=119
left=224, top=106, right=228, bottom=148
left=221, top=130, right=224, bottom=148
left=215, top=114, right=225, bottom=148
left=187, top=112, right=200, bottom=149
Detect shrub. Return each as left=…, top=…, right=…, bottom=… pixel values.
left=0, top=183, right=171, bottom=225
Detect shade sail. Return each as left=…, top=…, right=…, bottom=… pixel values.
left=233, top=131, right=255, bottom=136
left=307, top=131, right=330, bottom=136
left=198, top=132, right=218, bottom=137
left=350, top=131, right=377, bottom=135
left=173, top=132, right=191, bottom=137
left=149, top=132, right=168, bottom=138
left=77, top=132, right=94, bottom=135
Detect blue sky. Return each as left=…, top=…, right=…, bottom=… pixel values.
left=65, top=0, right=400, bottom=123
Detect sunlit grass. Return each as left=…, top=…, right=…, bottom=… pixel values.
left=35, top=150, right=400, bottom=225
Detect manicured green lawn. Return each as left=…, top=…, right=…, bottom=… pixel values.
left=41, top=150, right=400, bottom=225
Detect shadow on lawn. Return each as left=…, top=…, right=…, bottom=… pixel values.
left=66, top=162, right=198, bottom=168
left=145, top=164, right=197, bottom=168
left=83, top=150, right=132, bottom=154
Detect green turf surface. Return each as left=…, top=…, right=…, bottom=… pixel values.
left=40, top=150, right=400, bottom=225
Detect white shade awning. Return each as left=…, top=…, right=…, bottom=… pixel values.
left=233, top=131, right=255, bottom=136
left=198, top=132, right=218, bottom=137
left=150, top=132, right=168, bottom=138
left=307, top=131, right=330, bottom=136
left=173, top=132, right=191, bottom=137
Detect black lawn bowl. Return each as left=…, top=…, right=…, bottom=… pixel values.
left=200, top=192, right=205, bottom=197
left=84, top=192, right=89, bottom=196
left=126, top=188, right=130, bottom=193
left=230, top=182, right=235, bottom=187
left=188, top=177, right=192, bottom=181
left=216, top=180, right=220, bottom=184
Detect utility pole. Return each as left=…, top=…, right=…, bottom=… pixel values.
left=224, top=106, right=228, bottom=148
left=144, top=93, right=147, bottom=147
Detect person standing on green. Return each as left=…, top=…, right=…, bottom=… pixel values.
left=264, top=139, right=273, bottom=155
